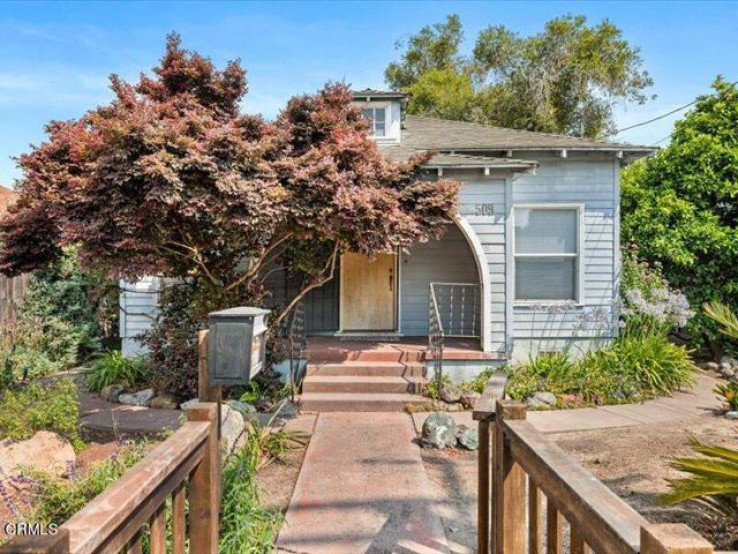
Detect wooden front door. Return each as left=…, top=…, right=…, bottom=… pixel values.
left=340, top=252, right=397, bottom=331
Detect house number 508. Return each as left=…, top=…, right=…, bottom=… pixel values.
left=474, top=203, right=494, bottom=216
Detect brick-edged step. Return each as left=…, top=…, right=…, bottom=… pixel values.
left=302, top=375, right=425, bottom=394
left=306, top=361, right=425, bottom=378
left=299, top=392, right=431, bottom=413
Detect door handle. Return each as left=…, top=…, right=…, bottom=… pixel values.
left=389, top=268, right=394, bottom=292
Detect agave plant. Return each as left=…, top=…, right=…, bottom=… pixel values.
left=662, top=438, right=738, bottom=522
left=704, top=301, right=738, bottom=341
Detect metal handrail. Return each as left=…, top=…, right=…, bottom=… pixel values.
left=430, top=282, right=481, bottom=338
left=428, top=284, right=445, bottom=395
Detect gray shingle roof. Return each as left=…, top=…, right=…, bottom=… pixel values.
left=380, top=145, right=537, bottom=169
left=351, top=89, right=409, bottom=101
left=401, top=115, right=655, bottom=152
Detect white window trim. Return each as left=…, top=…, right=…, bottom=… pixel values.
left=512, top=203, right=585, bottom=306
left=361, top=102, right=390, bottom=138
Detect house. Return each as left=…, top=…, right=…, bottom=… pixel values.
left=120, top=90, right=654, bottom=410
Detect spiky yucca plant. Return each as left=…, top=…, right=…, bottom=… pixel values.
left=662, top=438, right=738, bottom=521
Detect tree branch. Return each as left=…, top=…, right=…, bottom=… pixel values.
left=270, top=242, right=340, bottom=331
left=224, top=232, right=293, bottom=292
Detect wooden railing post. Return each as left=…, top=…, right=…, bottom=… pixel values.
left=197, top=330, right=222, bottom=439
left=493, top=400, right=527, bottom=554
left=641, top=524, right=714, bottom=554
left=477, top=416, right=493, bottom=554
left=187, top=403, right=221, bottom=554
left=0, top=529, right=69, bottom=553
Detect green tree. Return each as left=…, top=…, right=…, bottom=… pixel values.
left=621, top=78, right=738, bottom=354
left=385, top=14, right=653, bottom=138
left=385, top=14, right=464, bottom=90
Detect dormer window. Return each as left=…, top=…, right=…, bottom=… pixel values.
left=362, top=107, right=386, bottom=137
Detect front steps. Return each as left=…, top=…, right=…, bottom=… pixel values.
left=300, top=360, right=431, bottom=412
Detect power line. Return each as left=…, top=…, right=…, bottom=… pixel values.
left=614, top=80, right=738, bottom=136
left=614, top=100, right=697, bottom=135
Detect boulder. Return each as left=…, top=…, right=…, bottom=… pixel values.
left=705, top=361, right=720, bottom=372
left=720, top=356, right=738, bottom=368
left=180, top=398, right=198, bottom=411
left=460, top=391, right=481, bottom=410
left=421, top=412, right=457, bottom=449
left=0, top=431, right=75, bottom=479
left=100, top=383, right=127, bottom=403
left=725, top=411, right=738, bottom=420
left=226, top=400, right=257, bottom=415
left=118, top=388, right=155, bottom=407
left=722, top=367, right=736, bottom=379
left=220, top=405, right=247, bottom=457
left=150, top=394, right=178, bottom=410
left=526, top=391, right=557, bottom=409
left=439, top=384, right=462, bottom=404
left=456, top=425, right=479, bottom=451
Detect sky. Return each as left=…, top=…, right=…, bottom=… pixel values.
left=0, top=0, right=737, bottom=186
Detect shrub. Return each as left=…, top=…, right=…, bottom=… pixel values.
left=219, top=428, right=283, bottom=552
left=507, top=334, right=695, bottom=406
left=715, top=382, right=738, bottom=412
left=0, top=379, right=83, bottom=449
left=87, top=351, right=151, bottom=392
left=460, top=367, right=496, bottom=394
left=29, top=442, right=147, bottom=525
left=142, top=282, right=203, bottom=401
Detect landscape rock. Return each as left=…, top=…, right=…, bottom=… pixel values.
left=704, top=361, right=720, bottom=372
left=220, top=405, right=247, bottom=457
left=421, top=412, right=457, bottom=449
left=460, top=391, right=481, bottom=409
left=226, top=400, right=257, bottom=415
left=118, top=388, right=155, bottom=407
left=526, top=391, right=557, bottom=408
left=456, top=425, right=479, bottom=451
left=720, top=356, right=738, bottom=368
left=725, top=411, right=738, bottom=420
left=272, top=400, right=300, bottom=420
left=439, top=385, right=463, bottom=404
left=150, top=394, right=178, bottom=410
left=722, top=367, right=736, bottom=379
left=0, top=431, right=75, bottom=479
left=100, top=383, right=127, bottom=403
left=180, top=398, right=198, bottom=411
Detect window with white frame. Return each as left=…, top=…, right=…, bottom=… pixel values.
left=362, top=107, right=386, bottom=137
left=514, top=206, right=582, bottom=302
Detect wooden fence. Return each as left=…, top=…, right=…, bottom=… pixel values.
left=0, top=274, right=28, bottom=330
left=474, top=389, right=726, bottom=554
left=0, top=402, right=221, bottom=554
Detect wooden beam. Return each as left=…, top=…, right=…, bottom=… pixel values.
left=547, top=502, right=563, bottom=554
left=493, top=400, right=527, bottom=554
left=478, top=419, right=492, bottom=554
left=641, top=524, right=714, bottom=554
left=188, top=403, right=221, bottom=554
left=0, top=530, right=69, bottom=553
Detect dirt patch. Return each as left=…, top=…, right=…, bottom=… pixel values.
left=255, top=443, right=309, bottom=515
left=421, top=448, right=478, bottom=554
left=552, top=413, right=737, bottom=549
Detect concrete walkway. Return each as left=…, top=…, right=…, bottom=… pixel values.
left=277, top=412, right=450, bottom=554
left=410, top=373, right=719, bottom=435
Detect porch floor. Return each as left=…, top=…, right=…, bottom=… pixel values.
left=306, top=336, right=507, bottom=363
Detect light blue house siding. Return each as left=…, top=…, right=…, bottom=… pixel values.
left=434, top=151, right=619, bottom=360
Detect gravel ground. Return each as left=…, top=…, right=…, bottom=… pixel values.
left=420, top=411, right=737, bottom=552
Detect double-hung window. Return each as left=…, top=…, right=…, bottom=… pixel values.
left=514, top=205, right=583, bottom=302
left=362, top=107, right=386, bottom=137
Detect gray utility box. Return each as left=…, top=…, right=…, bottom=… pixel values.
left=207, top=307, right=270, bottom=386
